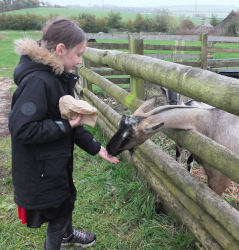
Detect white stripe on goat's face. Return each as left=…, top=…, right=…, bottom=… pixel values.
left=120, top=116, right=140, bottom=126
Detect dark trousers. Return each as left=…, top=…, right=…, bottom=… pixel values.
left=44, top=212, right=73, bottom=250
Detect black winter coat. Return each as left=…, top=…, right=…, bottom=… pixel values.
left=8, top=39, right=101, bottom=210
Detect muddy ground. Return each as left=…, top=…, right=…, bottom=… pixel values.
left=0, top=76, right=13, bottom=180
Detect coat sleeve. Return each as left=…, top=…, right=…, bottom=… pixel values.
left=74, top=125, right=101, bottom=156
left=8, top=76, right=71, bottom=144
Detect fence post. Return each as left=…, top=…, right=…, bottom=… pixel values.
left=128, top=34, right=145, bottom=100
left=181, top=40, right=185, bottom=62
left=173, top=40, right=178, bottom=62
left=201, top=33, right=208, bottom=70
left=82, top=58, right=92, bottom=91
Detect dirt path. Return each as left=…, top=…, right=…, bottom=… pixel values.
left=0, top=77, right=12, bottom=139
left=0, top=76, right=13, bottom=181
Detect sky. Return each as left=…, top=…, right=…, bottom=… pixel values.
left=47, top=0, right=239, bottom=8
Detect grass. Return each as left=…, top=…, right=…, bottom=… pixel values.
left=3, top=8, right=153, bottom=22
left=0, top=124, right=196, bottom=249
left=0, top=30, right=41, bottom=68
left=2, top=7, right=203, bottom=26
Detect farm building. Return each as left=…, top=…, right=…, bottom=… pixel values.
left=214, top=10, right=239, bottom=35
left=193, top=21, right=214, bottom=34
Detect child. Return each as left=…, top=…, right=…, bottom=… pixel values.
left=8, top=17, right=119, bottom=250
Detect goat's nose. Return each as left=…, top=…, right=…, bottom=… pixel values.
left=169, top=101, right=178, bottom=105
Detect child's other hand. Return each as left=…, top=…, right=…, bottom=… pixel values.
left=98, top=146, right=119, bottom=164
left=69, top=114, right=82, bottom=128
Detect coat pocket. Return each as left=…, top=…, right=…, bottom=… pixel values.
left=34, top=147, right=72, bottom=197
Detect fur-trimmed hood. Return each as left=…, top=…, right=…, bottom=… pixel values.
left=14, top=38, right=64, bottom=75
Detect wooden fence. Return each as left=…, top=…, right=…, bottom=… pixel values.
left=86, top=33, right=239, bottom=71
left=74, top=35, right=239, bottom=249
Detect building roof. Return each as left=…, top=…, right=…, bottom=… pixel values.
left=214, top=10, right=238, bottom=31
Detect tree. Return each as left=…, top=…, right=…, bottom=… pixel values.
left=0, top=0, right=10, bottom=12
left=0, top=13, right=45, bottom=30
left=0, top=0, right=40, bottom=12
left=167, top=16, right=177, bottom=32
left=226, top=16, right=239, bottom=36
left=210, top=14, right=219, bottom=27
left=107, top=11, right=123, bottom=30
left=97, top=17, right=108, bottom=33
left=153, top=8, right=177, bottom=32
left=180, top=19, right=195, bottom=30
left=133, top=13, right=149, bottom=32
left=125, top=18, right=134, bottom=32
left=75, top=13, right=99, bottom=33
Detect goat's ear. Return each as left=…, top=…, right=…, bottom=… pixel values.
left=143, top=122, right=164, bottom=134
left=160, top=87, right=167, bottom=94
left=133, top=96, right=157, bottom=116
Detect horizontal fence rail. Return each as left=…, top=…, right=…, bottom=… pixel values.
left=82, top=47, right=239, bottom=116
left=86, top=33, right=239, bottom=70
left=86, top=33, right=239, bottom=43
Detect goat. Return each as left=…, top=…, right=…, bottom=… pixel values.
left=161, top=88, right=214, bottom=172
left=160, top=87, right=183, bottom=105
left=176, top=99, right=214, bottom=172
left=106, top=96, right=239, bottom=196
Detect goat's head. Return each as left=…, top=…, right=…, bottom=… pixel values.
left=161, top=87, right=183, bottom=105
left=106, top=96, right=164, bottom=156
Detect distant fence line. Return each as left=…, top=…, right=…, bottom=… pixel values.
left=86, top=33, right=239, bottom=70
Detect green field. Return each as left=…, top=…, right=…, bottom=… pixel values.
left=0, top=30, right=41, bottom=68
left=3, top=7, right=203, bottom=26
left=1, top=29, right=239, bottom=72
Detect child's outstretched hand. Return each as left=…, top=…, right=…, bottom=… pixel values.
left=98, top=146, right=119, bottom=164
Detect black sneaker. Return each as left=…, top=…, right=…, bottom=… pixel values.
left=61, top=229, right=96, bottom=248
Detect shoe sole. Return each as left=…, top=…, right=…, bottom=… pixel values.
left=61, top=239, right=96, bottom=248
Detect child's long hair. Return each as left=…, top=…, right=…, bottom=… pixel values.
left=39, top=17, right=86, bottom=51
